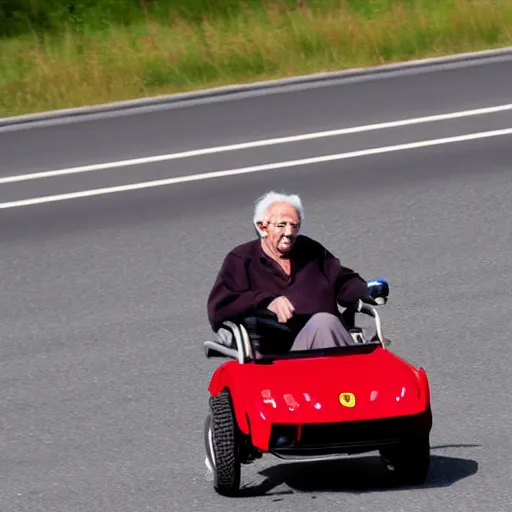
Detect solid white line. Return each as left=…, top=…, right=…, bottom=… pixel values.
left=1, top=127, right=511, bottom=209
left=1, top=103, right=512, bottom=185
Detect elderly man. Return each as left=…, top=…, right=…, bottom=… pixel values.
left=207, top=191, right=375, bottom=354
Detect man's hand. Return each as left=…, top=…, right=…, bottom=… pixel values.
left=267, top=296, right=295, bottom=323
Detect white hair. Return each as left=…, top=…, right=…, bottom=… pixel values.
left=253, top=191, right=304, bottom=237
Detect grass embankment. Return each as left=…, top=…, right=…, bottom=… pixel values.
left=1, top=0, right=512, bottom=118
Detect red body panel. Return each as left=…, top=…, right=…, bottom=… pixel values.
left=208, top=347, right=431, bottom=452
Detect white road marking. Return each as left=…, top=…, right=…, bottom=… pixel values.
left=1, top=103, right=512, bottom=185
left=1, top=127, right=511, bottom=209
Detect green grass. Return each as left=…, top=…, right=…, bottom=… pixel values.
left=1, top=0, right=512, bottom=118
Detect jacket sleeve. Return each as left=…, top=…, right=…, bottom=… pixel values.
left=323, top=249, right=370, bottom=306
left=207, top=252, right=275, bottom=331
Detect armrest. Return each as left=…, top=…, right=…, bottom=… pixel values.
left=205, top=319, right=253, bottom=362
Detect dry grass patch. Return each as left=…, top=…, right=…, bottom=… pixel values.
left=0, top=0, right=511, bottom=117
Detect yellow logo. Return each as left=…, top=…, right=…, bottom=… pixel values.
left=339, top=392, right=356, bottom=408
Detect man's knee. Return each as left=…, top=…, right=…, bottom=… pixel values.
left=293, top=311, right=353, bottom=351
left=307, top=312, right=342, bottom=330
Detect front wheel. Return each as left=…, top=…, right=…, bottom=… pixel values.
left=204, top=389, right=241, bottom=496
left=380, top=435, right=430, bottom=486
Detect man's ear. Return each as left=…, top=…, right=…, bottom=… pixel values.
left=257, top=221, right=268, bottom=237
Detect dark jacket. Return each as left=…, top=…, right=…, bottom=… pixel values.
left=207, top=234, right=370, bottom=332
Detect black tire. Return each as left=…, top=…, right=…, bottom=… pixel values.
left=208, top=389, right=241, bottom=496
left=381, top=435, right=430, bottom=486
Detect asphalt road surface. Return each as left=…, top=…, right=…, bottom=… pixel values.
left=1, top=53, right=512, bottom=512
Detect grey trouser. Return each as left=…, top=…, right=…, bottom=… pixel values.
left=290, top=312, right=355, bottom=351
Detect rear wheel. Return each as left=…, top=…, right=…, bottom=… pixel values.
left=205, top=389, right=241, bottom=496
left=380, top=435, right=430, bottom=486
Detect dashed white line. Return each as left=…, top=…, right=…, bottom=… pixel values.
left=1, top=127, right=511, bottom=209
left=1, top=103, right=512, bottom=185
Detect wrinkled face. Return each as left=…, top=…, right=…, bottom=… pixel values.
left=258, top=201, right=301, bottom=255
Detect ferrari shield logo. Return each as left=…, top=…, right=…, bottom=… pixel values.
left=339, top=392, right=356, bottom=408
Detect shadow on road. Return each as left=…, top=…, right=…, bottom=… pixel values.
left=238, top=444, right=479, bottom=498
